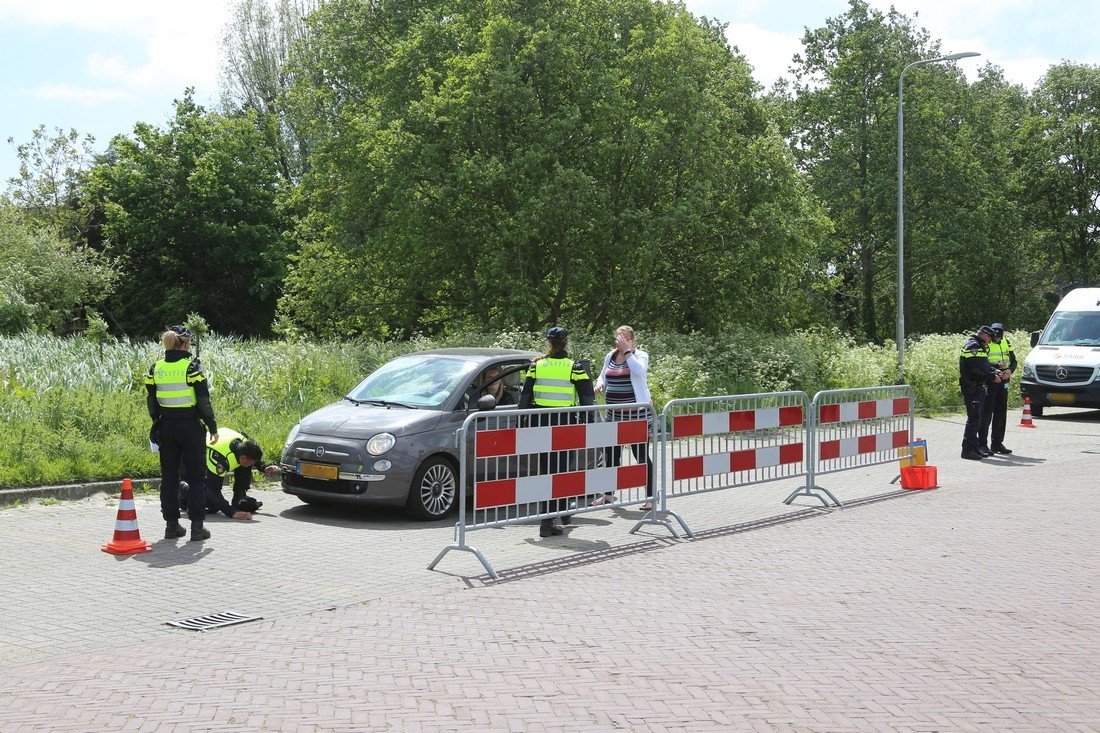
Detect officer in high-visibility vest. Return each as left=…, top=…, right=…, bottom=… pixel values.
left=180, top=428, right=278, bottom=520
left=145, top=325, right=218, bottom=541
left=979, top=322, right=1017, bottom=455
left=959, top=325, right=1002, bottom=460
left=518, top=326, right=595, bottom=537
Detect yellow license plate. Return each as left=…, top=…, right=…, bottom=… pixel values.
left=299, top=461, right=339, bottom=480
left=1048, top=392, right=1076, bottom=405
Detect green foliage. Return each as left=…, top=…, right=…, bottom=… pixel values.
left=0, top=206, right=117, bottom=335
left=1016, top=62, right=1100, bottom=288
left=4, top=124, right=97, bottom=242
left=85, top=91, right=287, bottom=338
left=279, top=0, right=827, bottom=338
left=1, top=327, right=1021, bottom=487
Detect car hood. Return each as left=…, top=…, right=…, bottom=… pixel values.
left=299, top=402, right=442, bottom=439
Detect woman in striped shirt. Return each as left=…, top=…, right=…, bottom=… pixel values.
left=593, top=325, right=654, bottom=509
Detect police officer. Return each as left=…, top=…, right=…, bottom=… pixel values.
left=146, top=325, right=218, bottom=541
left=181, top=428, right=278, bottom=519
left=979, top=322, right=1017, bottom=455
left=959, top=326, right=1003, bottom=460
left=517, top=326, right=596, bottom=537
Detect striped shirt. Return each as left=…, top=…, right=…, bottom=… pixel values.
left=604, top=355, right=649, bottom=427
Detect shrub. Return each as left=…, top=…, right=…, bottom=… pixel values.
left=0, top=327, right=1026, bottom=487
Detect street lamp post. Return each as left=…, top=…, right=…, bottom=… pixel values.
left=897, top=51, right=980, bottom=383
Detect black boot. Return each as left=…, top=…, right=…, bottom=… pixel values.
left=190, top=521, right=210, bottom=542
left=539, top=519, right=563, bottom=537
left=164, top=521, right=186, bottom=539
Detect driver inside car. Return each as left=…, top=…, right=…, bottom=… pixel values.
left=478, top=366, right=517, bottom=407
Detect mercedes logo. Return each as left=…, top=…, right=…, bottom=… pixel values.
left=315, top=445, right=326, bottom=457
left=1056, top=366, right=1068, bottom=380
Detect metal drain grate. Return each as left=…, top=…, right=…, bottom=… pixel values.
left=166, top=611, right=262, bottom=631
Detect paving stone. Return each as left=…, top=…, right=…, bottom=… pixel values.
left=0, top=413, right=1096, bottom=730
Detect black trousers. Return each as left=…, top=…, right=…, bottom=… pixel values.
left=179, top=472, right=245, bottom=518
left=979, top=383, right=1009, bottom=448
left=158, top=418, right=207, bottom=523
left=960, top=384, right=985, bottom=451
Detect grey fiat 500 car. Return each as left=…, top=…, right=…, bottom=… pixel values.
left=280, top=348, right=537, bottom=519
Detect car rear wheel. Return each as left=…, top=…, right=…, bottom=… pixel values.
left=1030, top=404, right=1044, bottom=417
left=405, top=456, right=458, bottom=520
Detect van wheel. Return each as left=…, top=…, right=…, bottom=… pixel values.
left=1030, top=404, right=1044, bottom=417
left=405, top=456, right=458, bottom=520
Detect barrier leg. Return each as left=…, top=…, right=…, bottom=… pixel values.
left=629, top=509, right=683, bottom=539
left=783, top=483, right=843, bottom=508
left=428, top=544, right=499, bottom=580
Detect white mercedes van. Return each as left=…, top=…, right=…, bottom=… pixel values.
left=1020, top=287, right=1100, bottom=416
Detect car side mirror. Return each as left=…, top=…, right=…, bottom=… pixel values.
left=1030, top=330, right=1041, bottom=348
left=477, top=394, right=498, bottom=411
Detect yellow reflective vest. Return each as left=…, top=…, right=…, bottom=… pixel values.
left=987, top=336, right=1012, bottom=368
left=146, top=358, right=198, bottom=409
left=526, top=357, right=581, bottom=407
left=206, top=428, right=245, bottom=475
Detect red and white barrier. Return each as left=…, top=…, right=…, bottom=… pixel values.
left=817, top=397, right=910, bottom=424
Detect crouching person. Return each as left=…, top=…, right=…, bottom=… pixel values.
left=182, top=428, right=278, bottom=520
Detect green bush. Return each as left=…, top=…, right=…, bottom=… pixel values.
left=0, top=328, right=1029, bottom=487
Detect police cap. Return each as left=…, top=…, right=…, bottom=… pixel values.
left=545, top=326, right=568, bottom=340
left=978, top=325, right=996, bottom=337
left=991, top=322, right=1005, bottom=331
left=168, top=324, right=194, bottom=340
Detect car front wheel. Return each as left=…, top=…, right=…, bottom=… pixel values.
left=1030, top=404, right=1044, bottom=417
left=405, top=456, right=458, bottom=520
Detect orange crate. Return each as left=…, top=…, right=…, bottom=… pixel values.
left=900, top=465, right=937, bottom=490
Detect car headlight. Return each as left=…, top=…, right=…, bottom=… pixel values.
left=366, top=432, right=396, bottom=455
left=285, top=423, right=300, bottom=445
left=1021, top=362, right=1035, bottom=379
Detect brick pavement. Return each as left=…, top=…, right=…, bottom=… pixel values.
left=0, top=411, right=1097, bottom=730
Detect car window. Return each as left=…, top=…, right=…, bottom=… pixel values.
left=347, top=355, right=480, bottom=409
left=460, top=361, right=529, bottom=410
left=1040, top=312, right=1100, bottom=346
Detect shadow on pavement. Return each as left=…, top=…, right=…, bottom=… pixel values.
left=1035, top=408, right=1100, bottom=423
left=469, top=489, right=919, bottom=587
left=980, top=454, right=1046, bottom=465
left=129, top=538, right=214, bottom=567
left=277, top=503, right=450, bottom=530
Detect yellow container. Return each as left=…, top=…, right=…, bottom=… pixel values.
left=898, top=438, right=928, bottom=468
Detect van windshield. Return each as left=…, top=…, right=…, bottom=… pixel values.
left=1039, top=311, right=1100, bottom=347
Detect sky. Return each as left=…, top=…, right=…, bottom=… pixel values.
left=1, top=0, right=1098, bottom=186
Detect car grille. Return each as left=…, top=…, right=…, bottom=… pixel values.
left=1035, top=365, right=1095, bottom=384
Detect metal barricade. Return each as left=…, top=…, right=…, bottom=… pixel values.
left=659, top=392, right=810, bottom=537
left=783, top=386, right=915, bottom=507
left=428, top=402, right=659, bottom=579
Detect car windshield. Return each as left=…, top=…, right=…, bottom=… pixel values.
left=1039, top=312, right=1100, bottom=347
left=346, top=354, right=480, bottom=409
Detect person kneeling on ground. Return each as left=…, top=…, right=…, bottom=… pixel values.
left=181, top=428, right=278, bottom=519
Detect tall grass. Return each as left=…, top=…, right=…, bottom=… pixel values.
left=0, top=328, right=1029, bottom=487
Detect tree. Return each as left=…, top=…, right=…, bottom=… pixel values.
left=0, top=205, right=116, bottom=335
left=277, top=0, right=826, bottom=338
left=220, top=0, right=319, bottom=184
left=1017, top=62, right=1100, bottom=290
left=4, top=125, right=97, bottom=242
left=86, top=91, right=286, bottom=337
left=782, top=0, right=1035, bottom=342
left=784, top=0, right=936, bottom=342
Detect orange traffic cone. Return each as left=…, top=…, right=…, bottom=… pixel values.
left=101, top=478, right=152, bottom=555
left=1018, top=396, right=1037, bottom=428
